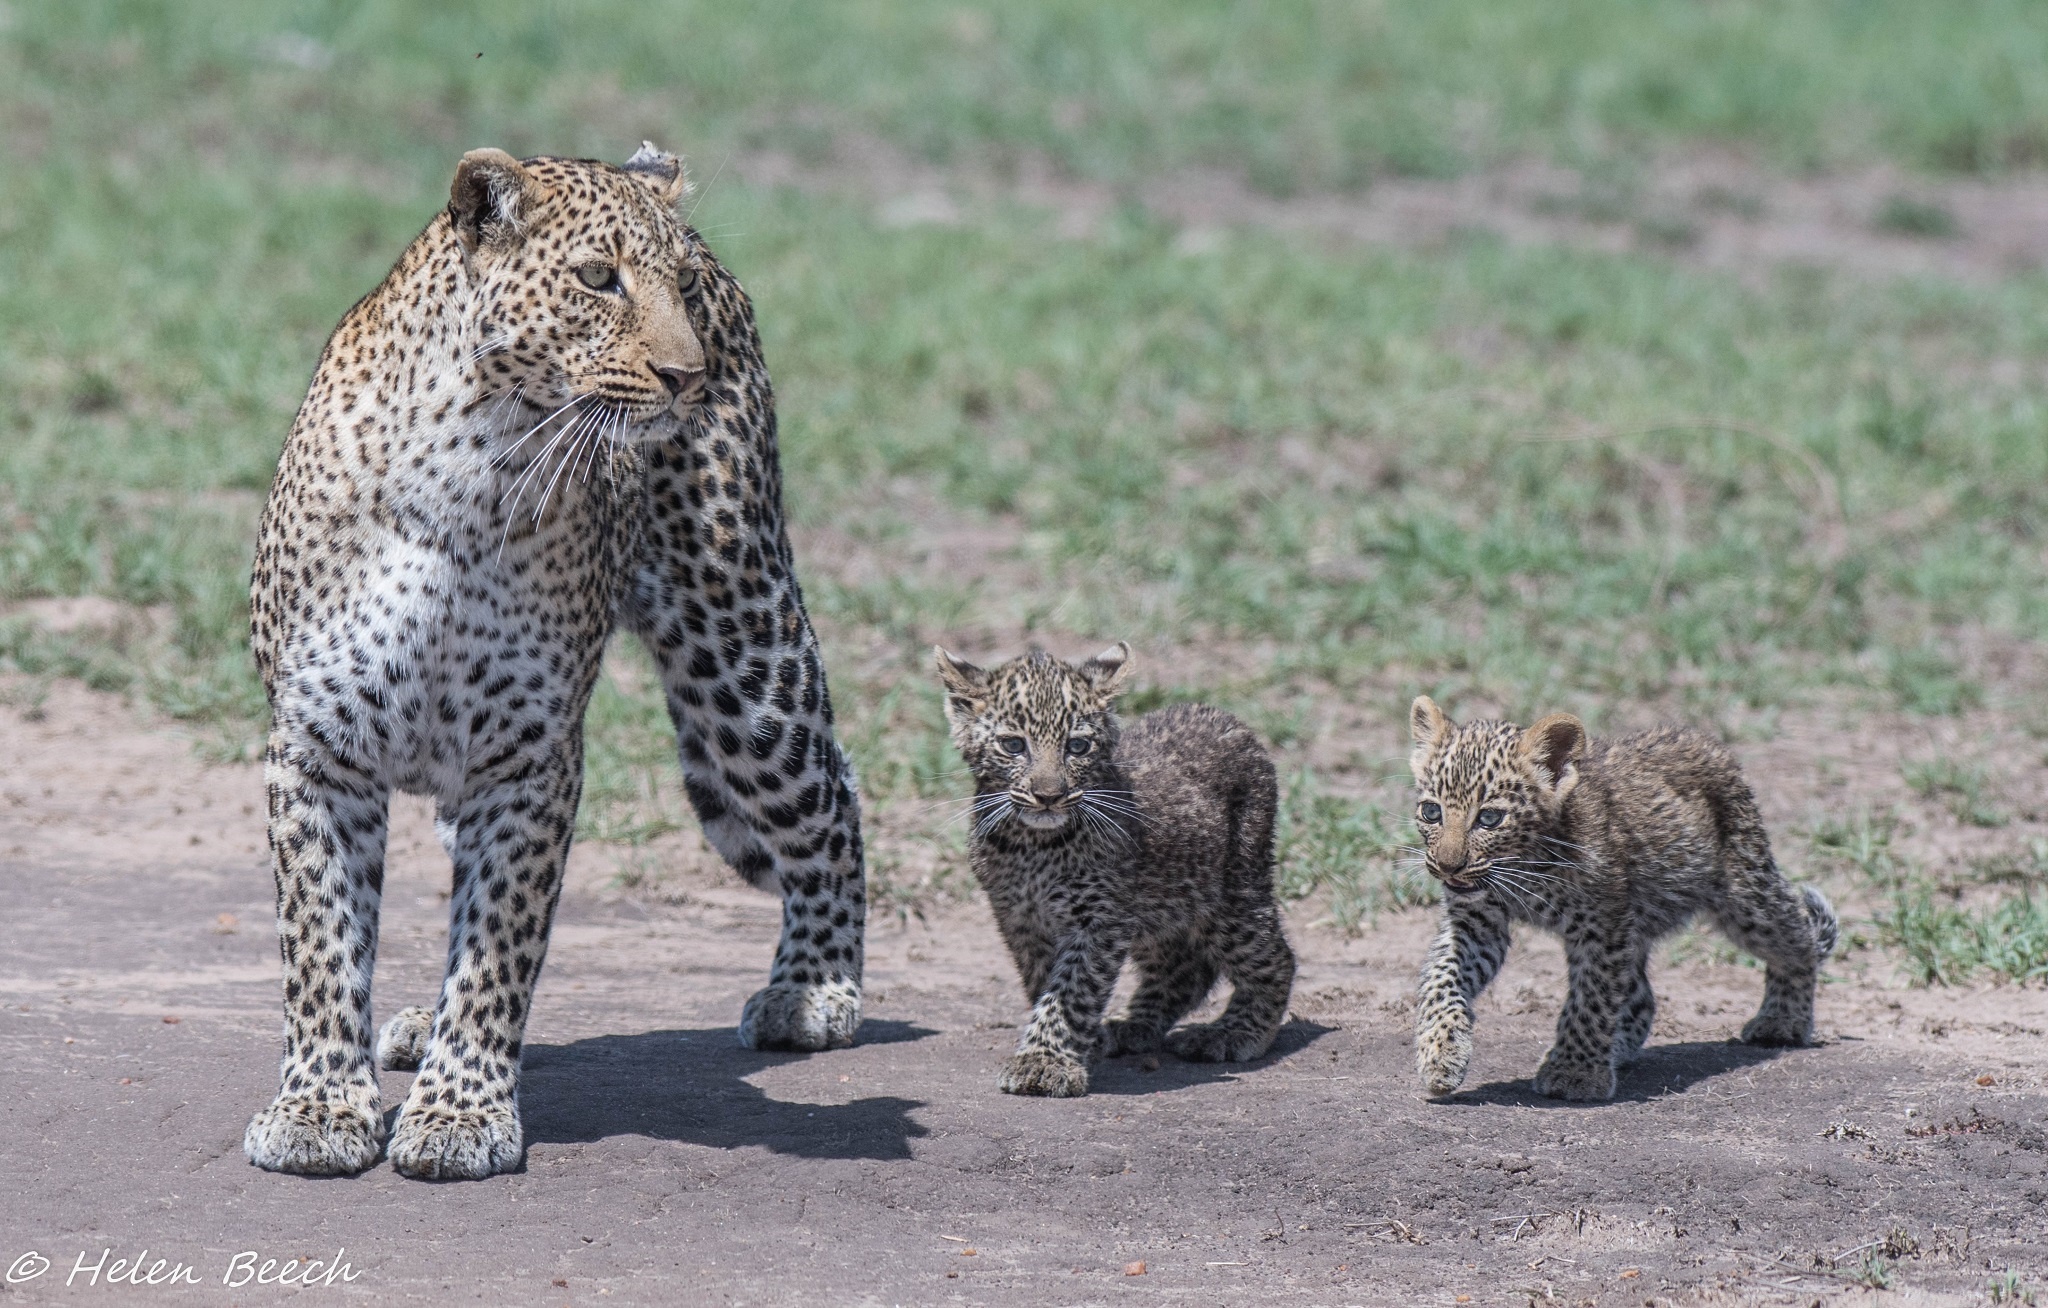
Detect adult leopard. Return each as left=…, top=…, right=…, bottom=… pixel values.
left=244, top=144, right=865, bottom=1180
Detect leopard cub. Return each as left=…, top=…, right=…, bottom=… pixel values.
left=935, top=643, right=1296, bottom=1098
left=1407, top=696, right=1837, bottom=1102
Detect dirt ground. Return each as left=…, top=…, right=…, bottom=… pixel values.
left=1, top=674, right=2044, bottom=1308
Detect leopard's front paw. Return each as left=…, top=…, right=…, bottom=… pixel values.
left=1416, top=1023, right=1473, bottom=1097
left=739, top=978, right=861, bottom=1052
left=376, top=1006, right=434, bottom=1071
left=1531, top=1053, right=1617, bottom=1102
left=388, top=1099, right=521, bottom=1181
left=244, top=1090, right=386, bottom=1176
left=1101, top=1019, right=1162, bottom=1058
left=1165, top=1022, right=1275, bottom=1064
left=1739, top=1011, right=1813, bottom=1048
left=998, top=1050, right=1090, bottom=1098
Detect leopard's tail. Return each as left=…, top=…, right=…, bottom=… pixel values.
left=1800, top=884, right=1839, bottom=964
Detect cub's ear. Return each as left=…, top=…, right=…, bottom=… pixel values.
left=933, top=647, right=988, bottom=704
left=1078, top=641, right=1132, bottom=699
left=449, top=148, right=538, bottom=256
left=1409, top=695, right=1450, bottom=780
left=622, top=140, right=691, bottom=210
left=1520, top=713, right=1586, bottom=796
left=1410, top=695, right=1450, bottom=746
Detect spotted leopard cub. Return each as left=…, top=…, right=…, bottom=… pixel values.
left=1408, top=697, right=1837, bottom=1102
left=935, top=644, right=1296, bottom=1098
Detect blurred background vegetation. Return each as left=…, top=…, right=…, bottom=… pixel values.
left=3, top=1, right=2046, bottom=977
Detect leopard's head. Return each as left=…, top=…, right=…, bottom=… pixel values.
left=933, top=643, right=1131, bottom=833
left=448, top=142, right=710, bottom=443
left=1408, top=695, right=1585, bottom=902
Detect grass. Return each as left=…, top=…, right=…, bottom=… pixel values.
left=1901, top=758, right=2009, bottom=828
left=1275, top=774, right=1435, bottom=931
left=8, top=4, right=2048, bottom=938
left=1883, top=888, right=2048, bottom=986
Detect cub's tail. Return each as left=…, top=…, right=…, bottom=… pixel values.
left=1801, top=884, right=1839, bottom=964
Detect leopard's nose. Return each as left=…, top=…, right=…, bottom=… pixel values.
left=1030, top=787, right=1066, bottom=807
left=653, top=363, right=705, bottom=397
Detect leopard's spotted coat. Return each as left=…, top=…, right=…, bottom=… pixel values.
left=1407, top=696, right=1836, bottom=1102
left=246, top=145, right=864, bottom=1180
left=936, top=644, right=1296, bottom=1098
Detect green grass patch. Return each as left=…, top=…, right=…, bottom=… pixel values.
left=1275, top=773, right=1434, bottom=930
left=1902, top=758, right=2008, bottom=828
left=1882, top=886, right=2048, bottom=985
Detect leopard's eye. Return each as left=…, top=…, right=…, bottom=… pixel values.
left=1417, top=801, right=1443, bottom=824
left=1475, top=808, right=1506, bottom=829
left=998, top=736, right=1028, bottom=757
left=1066, top=736, right=1092, bottom=756
left=678, top=264, right=700, bottom=296
left=578, top=263, right=620, bottom=292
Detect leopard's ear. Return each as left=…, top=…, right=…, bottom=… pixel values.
left=1409, top=695, right=1450, bottom=780
left=449, top=148, right=538, bottom=256
left=1520, top=713, right=1586, bottom=798
left=934, top=647, right=989, bottom=719
left=622, top=141, right=691, bottom=210
left=1078, top=641, right=1131, bottom=700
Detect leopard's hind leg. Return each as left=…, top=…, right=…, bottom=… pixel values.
left=1717, top=867, right=1835, bottom=1047
left=1165, top=904, right=1295, bottom=1064
left=1104, top=933, right=1217, bottom=1057
left=1610, top=953, right=1656, bottom=1068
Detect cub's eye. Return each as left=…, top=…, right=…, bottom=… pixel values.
left=1475, top=808, right=1506, bottom=829
left=678, top=264, right=700, bottom=296
left=1417, top=801, right=1443, bottom=824
left=1065, top=736, right=1092, bottom=756
left=577, top=263, right=620, bottom=292
left=998, top=736, right=1028, bottom=757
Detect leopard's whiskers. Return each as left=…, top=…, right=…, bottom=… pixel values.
left=492, top=391, right=584, bottom=471
left=529, top=402, right=606, bottom=524
left=496, top=396, right=594, bottom=556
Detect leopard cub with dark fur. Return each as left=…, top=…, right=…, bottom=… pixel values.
left=935, top=643, right=1296, bottom=1098
left=1408, top=696, right=1837, bottom=1102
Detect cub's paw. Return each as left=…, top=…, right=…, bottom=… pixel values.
left=1739, top=1012, right=1813, bottom=1048
left=388, top=1100, right=521, bottom=1181
left=1166, top=1022, right=1275, bottom=1064
left=998, top=1050, right=1090, bottom=1098
left=244, top=1092, right=386, bottom=1176
left=739, top=979, right=861, bottom=1052
left=1101, top=1019, right=1162, bottom=1058
left=1531, top=1054, right=1617, bottom=1102
left=1416, top=1024, right=1473, bottom=1097
left=376, top=1006, right=434, bottom=1071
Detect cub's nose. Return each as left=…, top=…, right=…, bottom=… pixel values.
left=653, top=363, right=705, bottom=397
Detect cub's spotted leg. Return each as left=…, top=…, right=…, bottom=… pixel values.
left=1533, top=923, right=1633, bottom=1101
left=386, top=744, right=585, bottom=1181
left=1166, top=907, right=1296, bottom=1064
left=244, top=738, right=391, bottom=1176
left=1104, top=933, right=1216, bottom=1057
left=1719, top=872, right=1835, bottom=1048
left=1002, top=929, right=1130, bottom=1097
left=1611, top=954, right=1657, bottom=1067
left=1414, top=898, right=1511, bottom=1097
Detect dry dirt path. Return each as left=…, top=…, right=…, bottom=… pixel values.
left=1, top=680, right=2044, bottom=1306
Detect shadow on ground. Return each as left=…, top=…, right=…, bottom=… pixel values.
left=1447, top=1038, right=1793, bottom=1107
left=1087, top=1018, right=1337, bottom=1097
left=521, top=1019, right=936, bottom=1159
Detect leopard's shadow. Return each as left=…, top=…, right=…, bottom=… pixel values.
left=1086, top=1018, right=1336, bottom=1096
left=1445, top=1038, right=1797, bottom=1108
left=517, top=1019, right=934, bottom=1160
